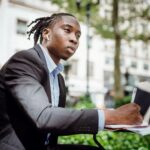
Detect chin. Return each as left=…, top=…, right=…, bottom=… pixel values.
left=62, top=55, right=72, bottom=60
left=62, top=57, right=69, bottom=61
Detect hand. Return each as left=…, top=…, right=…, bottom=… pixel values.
left=104, top=103, right=143, bottom=125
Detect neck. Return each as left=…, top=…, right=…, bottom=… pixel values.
left=49, top=53, right=60, bottom=65
left=41, top=43, right=60, bottom=64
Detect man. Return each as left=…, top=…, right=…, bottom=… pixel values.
left=0, top=13, right=142, bottom=150
left=0, top=72, right=25, bottom=150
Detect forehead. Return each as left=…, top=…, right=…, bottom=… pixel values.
left=54, top=16, right=81, bottom=32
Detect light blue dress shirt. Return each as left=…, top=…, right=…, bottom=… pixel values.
left=39, top=44, right=105, bottom=131
left=39, top=44, right=63, bottom=107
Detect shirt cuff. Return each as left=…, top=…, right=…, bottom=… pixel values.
left=97, top=109, right=105, bottom=131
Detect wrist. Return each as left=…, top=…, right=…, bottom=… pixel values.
left=104, top=109, right=117, bottom=125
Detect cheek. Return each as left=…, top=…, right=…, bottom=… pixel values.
left=50, top=35, right=63, bottom=49
left=53, top=31, right=66, bottom=42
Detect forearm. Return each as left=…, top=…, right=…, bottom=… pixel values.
left=37, top=107, right=98, bottom=135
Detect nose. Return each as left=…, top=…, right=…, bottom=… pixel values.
left=69, top=33, right=78, bottom=45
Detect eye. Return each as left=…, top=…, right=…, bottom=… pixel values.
left=76, top=33, right=81, bottom=39
left=64, top=28, right=71, bottom=33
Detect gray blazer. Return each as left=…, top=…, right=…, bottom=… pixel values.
left=1, top=44, right=98, bottom=150
left=0, top=72, right=25, bottom=150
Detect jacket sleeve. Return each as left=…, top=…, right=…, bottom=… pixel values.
left=2, top=51, right=99, bottom=135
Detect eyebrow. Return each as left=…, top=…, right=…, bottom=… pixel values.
left=63, top=24, right=81, bottom=35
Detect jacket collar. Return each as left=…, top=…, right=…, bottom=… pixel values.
left=33, top=44, right=47, bottom=67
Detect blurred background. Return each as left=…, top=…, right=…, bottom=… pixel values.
left=0, top=0, right=150, bottom=149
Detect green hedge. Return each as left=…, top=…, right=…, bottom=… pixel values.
left=115, top=95, right=131, bottom=108
left=58, top=96, right=150, bottom=150
left=58, top=132, right=150, bottom=150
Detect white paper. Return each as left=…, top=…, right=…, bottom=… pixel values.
left=127, top=126, right=150, bottom=136
left=105, top=121, right=150, bottom=136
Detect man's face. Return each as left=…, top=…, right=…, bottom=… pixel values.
left=44, top=16, right=81, bottom=64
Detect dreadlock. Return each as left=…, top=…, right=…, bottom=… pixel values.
left=27, top=13, right=75, bottom=45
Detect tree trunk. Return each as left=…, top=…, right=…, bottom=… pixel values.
left=113, top=0, right=124, bottom=100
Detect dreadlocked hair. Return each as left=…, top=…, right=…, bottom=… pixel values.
left=27, top=13, right=75, bottom=45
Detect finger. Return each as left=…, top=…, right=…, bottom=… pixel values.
left=137, top=115, right=143, bottom=124
left=136, top=104, right=141, bottom=111
left=132, top=103, right=141, bottom=111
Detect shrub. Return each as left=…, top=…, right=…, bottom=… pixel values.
left=59, top=132, right=150, bottom=150
left=115, top=95, right=131, bottom=108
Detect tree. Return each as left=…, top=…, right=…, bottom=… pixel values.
left=93, top=0, right=150, bottom=99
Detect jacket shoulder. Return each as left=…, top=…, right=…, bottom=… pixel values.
left=6, top=47, right=43, bottom=67
left=1, top=47, right=46, bottom=82
left=13, top=48, right=39, bottom=60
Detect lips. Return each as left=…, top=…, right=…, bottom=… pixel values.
left=67, top=46, right=76, bottom=54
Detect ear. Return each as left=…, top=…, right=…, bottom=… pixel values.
left=42, top=28, right=51, bottom=41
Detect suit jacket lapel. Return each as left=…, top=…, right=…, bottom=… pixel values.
left=33, top=44, right=51, bottom=101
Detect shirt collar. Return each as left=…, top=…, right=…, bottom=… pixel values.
left=39, top=44, right=64, bottom=76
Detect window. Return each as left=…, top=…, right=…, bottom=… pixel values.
left=105, top=57, right=113, bottom=65
left=143, top=64, right=149, bottom=71
left=130, top=48, right=137, bottom=57
left=16, top=19, right=27, bottom=35
left=131, top=61, right=137, bottom=68
left=120, top=58, right=124, bottom=66
left=104, top=71, right=113, bottom=88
